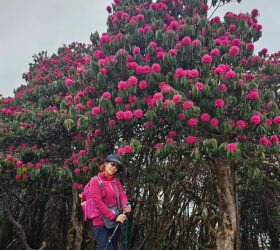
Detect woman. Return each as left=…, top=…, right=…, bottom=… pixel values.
left=90, top=154, right=131, bottom=250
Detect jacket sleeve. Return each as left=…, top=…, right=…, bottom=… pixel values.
left=90, top=177, right=116, bottom=220
left=116, top=178, right=128, bottom=208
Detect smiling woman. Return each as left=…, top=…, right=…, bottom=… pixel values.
left=88, top=154, right=131, bottom=250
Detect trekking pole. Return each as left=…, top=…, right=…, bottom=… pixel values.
left=104, top=223, right=121, bottom=250
left=124, top=202, right=130, bottom=250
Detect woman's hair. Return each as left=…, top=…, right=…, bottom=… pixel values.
left=99, top=162, right=106, bottom=172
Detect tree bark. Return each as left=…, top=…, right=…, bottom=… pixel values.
left=214, top=158, right=237, bottom=250
left=71, top=187, right=84, bottom=250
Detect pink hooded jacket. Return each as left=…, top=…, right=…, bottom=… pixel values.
left=89, top=172, right=128, bottom=226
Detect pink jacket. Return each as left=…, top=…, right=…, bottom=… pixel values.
left=89, top=172, right=128, bottom=226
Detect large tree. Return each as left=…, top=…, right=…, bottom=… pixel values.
left=0, top=0, right=279, bottom=249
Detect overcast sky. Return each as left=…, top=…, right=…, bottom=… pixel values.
left=1, top=0, right=279, bottom=97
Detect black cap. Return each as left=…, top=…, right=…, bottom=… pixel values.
left=100, top=154, right=123, bottom=172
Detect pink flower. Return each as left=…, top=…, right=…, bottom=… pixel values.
left=250, top=115, right=261, bottom=125
left=210, top=48, right=220, bottom=56
left=128, top=95, right=137, bottom=103
left=241, top=62, right=251, bottom=69
left=100, top=34, right=110, bottom=43
left=246, top=89, right=259, bottom=100
left=185, top=136, right=197, bottom=144
left=229, top=24, right=236, bottom=31
left=214, top=99, right=225, bottom=107
left=106, top=5, right=112, bottom=13
left=125, top=104, right=131, bottom=110
left=188, top=118, right=198, bottom=127
left=76, top=66, right=86, bottom=75
left=155, top=143, right=163, bottom=149
left=76, top=104, right=83, bottom=110
left=251, top=8, right=259, bottom=17
left=273, top=116, right=280, bottom=124
left=22, top=174, right=29, bottom=179
left=123, top=110, right=133, bottom=120
left=102, top=91, right=112, bottom=99
left=174, top=68, right=185, bottom=78
left=168, top=49, right=177, bottom=55
left=109, top=119, right=116, bottom=126
left=210, top=118, right=219, bottom=127
left=185, top=69, right=199, bottom=78
left=65, top=78, right=74, bottom=86
left=74, top=168, right=81, bottom=174
left=79, top=150, right=87, bottom=155
left=73, top=159, right=80, bottom=165
left=157, top=51, right=165, bottom=58
left=127, top=76, right=138, bottom=85
left=118, top=81, right=128, bottom=89
left=236, top=120, right=248, bottom=128
left=259, top=136, right=272, bottom=147
left=270, top=135, right=279, bottom=142
left=153, top=92, right=164, bottom=100
left=266, top=119, right=273, bottom=126
left=134, top=109, right=143, bottom=118
left=192, top=39, right=201, bottom=46
left=151, top=63, right=161, bottom=72
left=229, top=46, right=240, bottom=55
left=7, top=155, right=13, bottom=160
left=91, top=106, right=101, bottom=115
left=123, top=145, right=133, bottom=153
left=139, top=80, right=148, bottom=89
left=236, top=135, right=248, bottom=141
left=87, top=99, right=95, bottom=107
left=200, top=113, right=210, bottom=122
left=166, top=138, right=174, bottom=144
left=261, top=48, right=268, bottom=54
left=196, top=82, right=204, bottom=90
left=201, top=54, right=212, bottom=64
left=168, top=131, right=177, bottom=137
left=182, top=100, right=194, bottom=109
left=225, top=70, right=236, bottom=79
left=116, top=110, right=124, bottom=120
left=178, top=113, right=186, bottom=120
left=246, top=43, right=254, bottom=50
left=162, top=84, right=173, bottom=93
left=133, top=47, right=141, bottom=54
left=172, top=94, right=182, bottom=104
left=114, top=97, right=123, bottom=103
left=117, top=148, right=124, bottom=155
left=227, top=143, right=237, bottom=151
left=15, top=174, right=21, bottom=180
left=95, top=129, right=101, bottom=136
left=219, top=83, right=228, bottom=92
left=181, top=36, right=191, bottom=45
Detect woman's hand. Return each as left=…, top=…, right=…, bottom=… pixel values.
left=116, top=214, right=126, bottom=223
left=123, top=204, right=131, bottom=213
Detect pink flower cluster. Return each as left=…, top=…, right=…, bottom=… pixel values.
left=185, top=136, right=197, bottom=144
left=117, top=145, right=133, bottom=155
left=246, top=89, right=259, bottom=100
left=174, top=68, right=199, bottom=78
left=227, top=143, right=237, bottom=151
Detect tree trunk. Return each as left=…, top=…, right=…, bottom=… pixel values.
left=214, top=158, right=237, bottom=250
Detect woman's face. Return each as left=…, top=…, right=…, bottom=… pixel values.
left=104, top=161, right=119, bottom=176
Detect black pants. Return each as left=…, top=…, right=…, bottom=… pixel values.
left=93, top=226, right=121, bottom=250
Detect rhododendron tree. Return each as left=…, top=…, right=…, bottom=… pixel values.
left=1, top=0, right=280, bottom=249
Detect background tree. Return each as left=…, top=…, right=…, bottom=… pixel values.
left=0, top=0, right=279, bottom=249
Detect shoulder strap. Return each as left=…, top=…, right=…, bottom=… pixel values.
left=113, top=181, right=121, bottom=209
left=95, top=176, right=103, bottom=188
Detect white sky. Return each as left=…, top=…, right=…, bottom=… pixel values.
left=0, top=0, right=279, bottom=97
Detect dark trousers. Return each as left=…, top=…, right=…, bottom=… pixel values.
left=93, top=226, right=121, bottom=250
